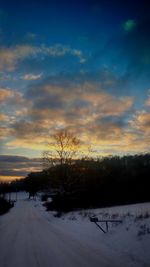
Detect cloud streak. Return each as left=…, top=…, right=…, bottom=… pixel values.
left=0, top=44, right=86, bottom=71
left=0, top=155, right=42, bottom=181
left=22, top=73, right=43, bottom=81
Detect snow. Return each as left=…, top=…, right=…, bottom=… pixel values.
left=0, top=192, right=150, bottom=267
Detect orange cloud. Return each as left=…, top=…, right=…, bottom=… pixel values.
left=0, top=88, right=14, bottom=102
left=1, top=81, right=134, bottom=154
left=145, top=98, right=150, bottom=106
left=0, top=88, right=25, bottom=104
left=0, top=113, right=9, bottom=122
left=130, top=111, right=150, bottom=133
left=0, top=45, right=36, bottom=71
left=144, top=89, right=150, bottom=107
left=2, top=81, right=147, bottom=156
left=0, top=127, right=14, bottom=140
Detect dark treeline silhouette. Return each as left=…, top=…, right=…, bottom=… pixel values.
left=0, top=182, right=17, bottom=215
left=20, top=153, right=150, bottom=211
left=24, top=171, right=51, bottom=199
left=0, top=179, right=24, bottom=198
left=1, top=154, right=150, bottom=212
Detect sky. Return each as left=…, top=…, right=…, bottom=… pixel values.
left=0, top=0, right=150, bottom=181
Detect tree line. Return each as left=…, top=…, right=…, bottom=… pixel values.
left=21, top=153, right=150, bottom=211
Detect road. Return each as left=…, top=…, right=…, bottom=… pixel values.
left=0, top=194, right=130, bottom=267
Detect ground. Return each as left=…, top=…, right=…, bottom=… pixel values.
left=0, top=192, right=149, bottom=267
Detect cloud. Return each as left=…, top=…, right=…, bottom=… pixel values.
left=0, top=44, right=86, bottom=71
left=0, top=88, right=14, bottom=103
left=22, top=73, right=43, bottom=80
left=10, top=120, right=47, bottom=139
left=41, top=44, right=86, bottom=63
left=0, top=45, right=36, bottom=71
left=1, top=77, right=148, bottom=156
left=3, top=81, right=134, bottom=154
left=0, top=113, right=9, bottom=122
left=0, top=87, right=30, bottom=111
left=0, top=155, right=42, bottom=181
left=0, top=88, right=31, bottom=140
left=0, top=127, right=13, bottom=140
left=26, top=81, right=133, bottom=120
left=145, top=98, right=150, bottom=107
left=145, top=90, right=150, bottom=106
left=81, top=86, right=133, bottom=117
left=125, top=109, right=150, bottom=153
left=130, top=111, right=150, bottom=134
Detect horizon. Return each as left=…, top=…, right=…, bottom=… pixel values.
left=0, top=152, right=149, bottom=182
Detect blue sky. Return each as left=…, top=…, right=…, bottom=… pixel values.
left=0, top=0, right=150, bottom=180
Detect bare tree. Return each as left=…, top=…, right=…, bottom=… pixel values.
left=43, top=129, right=81, bottom=192
left=43, top=129, right=80, bottom=166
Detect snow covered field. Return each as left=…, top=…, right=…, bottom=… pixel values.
left=0, top=192, right=150, bottom=267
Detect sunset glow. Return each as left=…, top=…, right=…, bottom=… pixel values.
left=0, top=0, right=150, bottom=181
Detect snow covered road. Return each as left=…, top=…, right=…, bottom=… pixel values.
left=0, top=194, right=149, bottom=267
